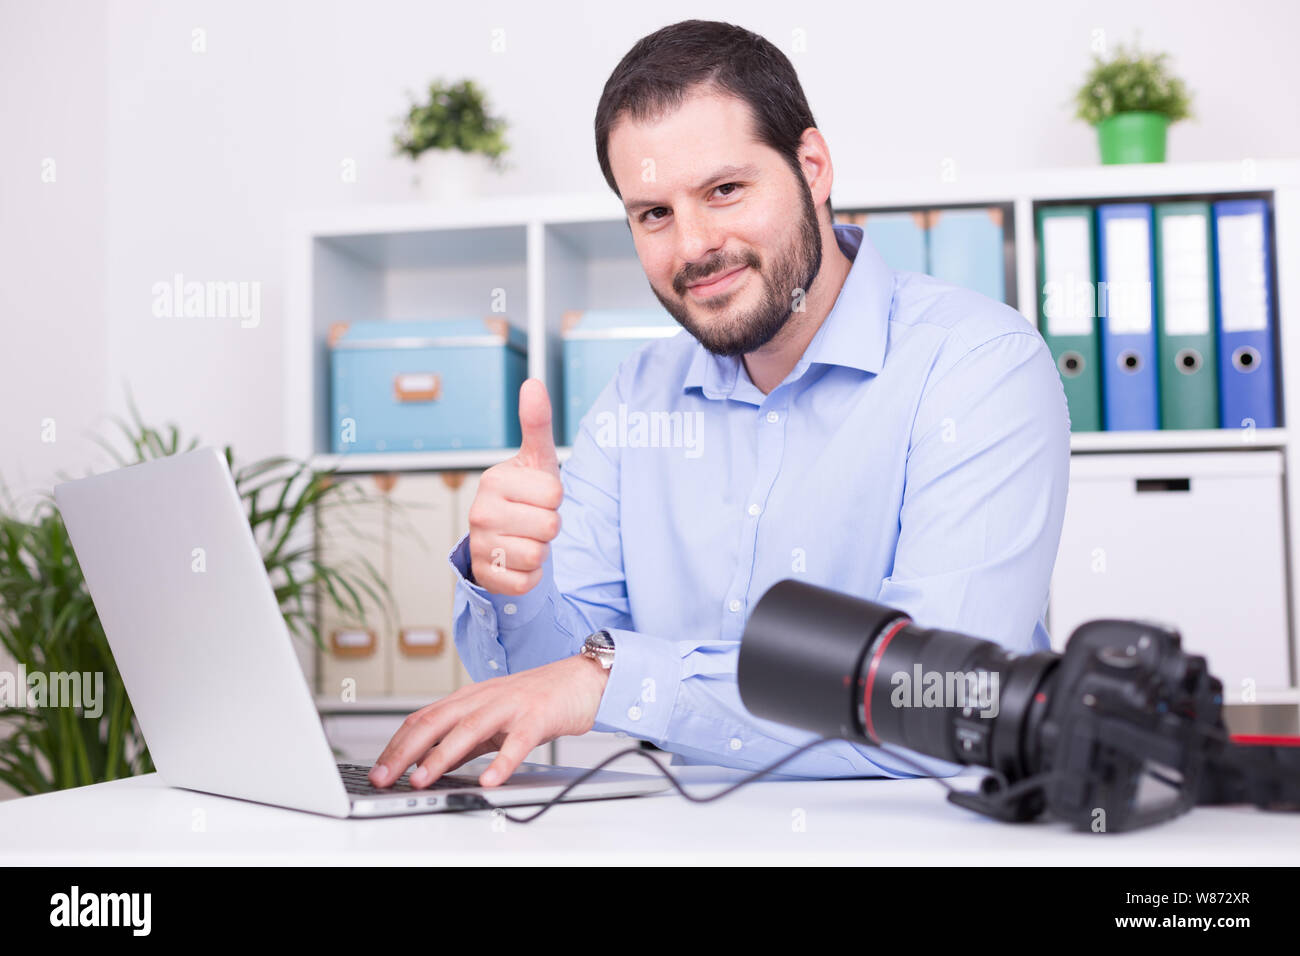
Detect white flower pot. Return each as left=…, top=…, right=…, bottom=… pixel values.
left=414, top=149, right=488, bottom=202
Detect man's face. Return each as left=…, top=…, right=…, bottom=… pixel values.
left=609, top=88, right=823, bottom=357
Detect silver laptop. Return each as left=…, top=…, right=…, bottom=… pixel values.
left=54, top=447, right=669, bottom=818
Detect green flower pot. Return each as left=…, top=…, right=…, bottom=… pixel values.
left=1097, top=111, right=1169, bottom=164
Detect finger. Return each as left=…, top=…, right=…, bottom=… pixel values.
left=479, top=729, right=543, bottom=787
left=516, top=378, right=560, bottom=477
left=490, top=499, right=562, bottom=542
left=484, top=465, right=564, bottom=510
left=410, top=705, right=513, bottom=789
left=369, top=702, right=465, bottom=787
left=468, top=558, right=543, bottom=596
left=430, top=736, right=505, bottom=775
left=474, top=532, right=549, bottom=574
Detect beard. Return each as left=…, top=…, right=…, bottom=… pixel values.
left=649, top=172, right=824, bottom=357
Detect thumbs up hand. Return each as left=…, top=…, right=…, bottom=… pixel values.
left=514, top=377, right=561, bottom=478
left=467, top=379, right=564, bottom=595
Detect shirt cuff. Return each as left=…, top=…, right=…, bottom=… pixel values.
left=590, top=627, right=683, bottom=745
left=447, top=533, right=554, bottom=629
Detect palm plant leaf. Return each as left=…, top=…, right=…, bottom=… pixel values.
left=0, top=406, right=394, bottom=796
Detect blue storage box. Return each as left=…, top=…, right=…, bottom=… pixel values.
left=329, top=317, right=526, bottom=453
left=561, top=307, right=681, bottom=445
left=858, top=210, right=928, bottom=273
left=926, top=207, right=1008, bottom=303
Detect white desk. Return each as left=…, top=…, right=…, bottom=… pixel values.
left=2, top=765, right=1297, bottom=865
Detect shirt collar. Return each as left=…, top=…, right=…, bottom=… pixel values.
left=681, top=222, right=893, bottom=397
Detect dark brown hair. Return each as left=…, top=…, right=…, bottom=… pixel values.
left=594, top=20, right=834, bottom=224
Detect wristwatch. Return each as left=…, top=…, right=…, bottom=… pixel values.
left=581, top=628, right=616, bottom=670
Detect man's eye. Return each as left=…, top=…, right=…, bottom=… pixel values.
left=640, top=184, right=744, bottom=224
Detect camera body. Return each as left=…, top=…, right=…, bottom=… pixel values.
left=996, top=616, right=1222, bottom=831
left=738, top=579, right=1231, bottom=832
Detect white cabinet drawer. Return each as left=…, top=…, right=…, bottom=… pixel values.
left=1049, top=451, right=1291, bottom=693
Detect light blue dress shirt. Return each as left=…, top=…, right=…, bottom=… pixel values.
left=447, top=222, right=1071, bottom=779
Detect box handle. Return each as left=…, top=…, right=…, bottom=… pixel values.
left=399, top=627, right=446, bottom=657
left=330, top=628, right=376, bottom=658
left=1135, top=478, right=1191, bottom=493
left=393, top=372, right=441, bottom=403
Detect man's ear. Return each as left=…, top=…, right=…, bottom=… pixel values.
left=797, top=127, right=834, bottom=212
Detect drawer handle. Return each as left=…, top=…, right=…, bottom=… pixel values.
left=330, top=628, right=376, bottom=658
left=399, top=626, right=446, bottom=657
left=1135, top=478, right=1191, bottom=493
left=393, top=372, right=442, bottom=403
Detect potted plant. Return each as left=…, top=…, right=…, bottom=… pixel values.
left=393, top=78, right=509, bottom=200
left=1073, top=40, right=1194, bottom=164
left=0, top=398, right=394, bottom=795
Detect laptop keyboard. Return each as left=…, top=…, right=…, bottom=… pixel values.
left=337, top=762, right=483, bottom=796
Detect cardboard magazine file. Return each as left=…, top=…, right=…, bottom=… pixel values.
left=388, top=472, right=462, bottom=698
left=316, top=473, right=393, bottom=701
left=451, top=469, right=484, bottom=690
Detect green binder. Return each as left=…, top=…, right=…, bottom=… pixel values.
left=1036, top=205, right=1103, bottom=431
left=1154, top=202, right=1219, bottom=429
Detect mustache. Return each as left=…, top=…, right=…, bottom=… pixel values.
left=678, top=260, right=756, bottom=291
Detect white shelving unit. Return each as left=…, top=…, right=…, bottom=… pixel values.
left=287, top=159, right=1300, bottom=711
left=1068, top=427, right=1287, bottom=453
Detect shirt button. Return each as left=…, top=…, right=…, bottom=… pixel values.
left=729, top=738, right=743, bottom=751
left=766, top=411, right=779, bottom=423
left=474, top=606, right=485, bottom=616
left=627, top=705, right=642, bottom=721
left=503, top=603, right=517, bottom=615
left=728, top=599, right=741, bottom=612
left=487, top=659, right=500, bottom=670
left=747, top=503, right=760, bottom=517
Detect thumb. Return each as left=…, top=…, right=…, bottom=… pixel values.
left=515, top=378, right=559, bottom=476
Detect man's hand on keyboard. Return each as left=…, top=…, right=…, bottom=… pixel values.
left=368, top=652, right=610, bottom=789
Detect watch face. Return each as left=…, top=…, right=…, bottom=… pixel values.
left=584, top=630, right=614, bottom=668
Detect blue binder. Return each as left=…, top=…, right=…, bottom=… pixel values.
left=926, top=207, right=1007, bottom=303
left=1213, top=199, right=1278, bottom=429
left=1096, top=203, right=1159, bottom=430
left=860, top=211, right=927, bottom=274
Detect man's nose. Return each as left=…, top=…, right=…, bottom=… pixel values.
left=674, top=207, right=727, bottom=277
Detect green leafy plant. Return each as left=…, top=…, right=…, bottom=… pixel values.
left=1074, top=40, right=1194, bottom=125
left=0, top=397, right=394, bottom=796
left=393, top=78, right=509, bottom=169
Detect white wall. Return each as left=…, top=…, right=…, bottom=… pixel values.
left=2, top=0, right=1299, bottom=494
left=1, top=0, right=109, bottom=507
